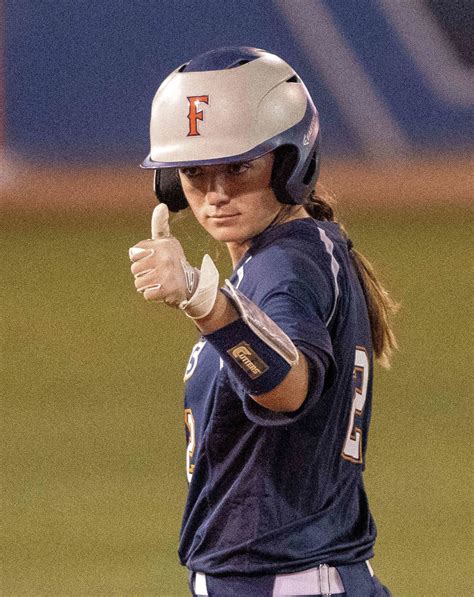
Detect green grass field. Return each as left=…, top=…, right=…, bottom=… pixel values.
left=2, top=206, right=472, bottom=596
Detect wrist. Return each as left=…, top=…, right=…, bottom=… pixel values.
left=194, top=290, right=239, bottom=334
left=179, top=254, right=219, bottom=320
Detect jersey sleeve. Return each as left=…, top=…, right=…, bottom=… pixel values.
left=228, top=244, right=339, bottom=426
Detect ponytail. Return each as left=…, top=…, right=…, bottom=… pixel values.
left=305, top=187, right=399, bottom=368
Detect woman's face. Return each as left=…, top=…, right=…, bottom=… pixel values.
left=177, top=153, right=282, bottom=244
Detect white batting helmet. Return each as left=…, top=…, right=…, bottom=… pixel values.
left=142, top=47, right=321, bottom=211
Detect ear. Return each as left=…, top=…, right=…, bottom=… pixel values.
left=153, top=169, right=189, bottom=212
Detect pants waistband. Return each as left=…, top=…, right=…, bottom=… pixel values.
left=192, top=561, right=374, bottom=596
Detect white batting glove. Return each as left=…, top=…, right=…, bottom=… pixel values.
left=129, top=204, right=219, bottom=320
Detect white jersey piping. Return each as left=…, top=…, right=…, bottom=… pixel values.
left=317, top=227, right=340, bottom=326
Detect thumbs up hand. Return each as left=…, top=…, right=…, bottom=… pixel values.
left=129, top=204, right=193, bottom=304
left=129, top=204, right=219, bottom=319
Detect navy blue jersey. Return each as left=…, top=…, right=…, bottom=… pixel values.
left=179, top=218, right=377, bottom=575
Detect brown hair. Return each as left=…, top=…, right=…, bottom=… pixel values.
left=305, top=186, right=399, bottom=368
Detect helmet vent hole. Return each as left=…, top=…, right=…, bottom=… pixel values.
left=286, top=75, right=299, bottom=83
left=177, top=63, right=189, bottom=72
left=231, top=59, right=250, bottom=68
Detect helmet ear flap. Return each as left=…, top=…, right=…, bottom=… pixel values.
left=153, top=169, right=188, bottom=212
left=303, top=148, right=320, bottom=187
left=271, top=141, right=321, bottom=205
left=271, top=147, right=298, bottom=205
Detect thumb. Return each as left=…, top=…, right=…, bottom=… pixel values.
left=151, top=203, right=171, bottom=239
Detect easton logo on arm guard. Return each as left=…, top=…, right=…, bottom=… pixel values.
left=227, top=342, right=269, bottom=379
left=187, top=95, right=209, bottom=136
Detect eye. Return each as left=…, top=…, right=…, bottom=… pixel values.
left=179, top=166, right=202, bottom=178
left=227, top=162, right=250, bottom=175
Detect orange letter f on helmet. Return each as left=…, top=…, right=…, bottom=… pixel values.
left=187, top=95, right=209, bottom=137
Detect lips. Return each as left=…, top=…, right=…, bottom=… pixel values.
left=209, top=213, right=239, bottom=220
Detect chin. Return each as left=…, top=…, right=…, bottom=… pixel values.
left=203, top=221, right=246, bottom=243
left=209, top=230, right=245, bottom=243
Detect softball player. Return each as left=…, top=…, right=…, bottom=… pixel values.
left=129, top=47, right=396, bottom=597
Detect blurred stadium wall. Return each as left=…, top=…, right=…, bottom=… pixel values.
left=0, top=0, right=472, bottom=212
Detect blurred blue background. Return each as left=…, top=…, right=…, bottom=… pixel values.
left=4, top=0, right=473, bottom=164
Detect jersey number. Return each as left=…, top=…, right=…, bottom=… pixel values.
left=184, top=340, right=206, bottom=382
left=342, top=346, right=369, bottom=464
left=184, top=408, right=196, bottom=482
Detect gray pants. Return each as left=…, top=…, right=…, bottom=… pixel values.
left=188, top=561, right=391, bottom=596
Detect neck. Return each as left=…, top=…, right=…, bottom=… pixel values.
left=227, top=240, right=251, bottom=268
left=226, top=205, right=311, bottom=267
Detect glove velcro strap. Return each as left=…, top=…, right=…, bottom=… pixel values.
left=180, top=254, right=219, bottom=320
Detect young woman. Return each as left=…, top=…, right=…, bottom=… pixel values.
left=129, top=47, right=396, bottom=597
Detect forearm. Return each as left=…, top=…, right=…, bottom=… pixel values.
left=196, top=290, right=310, bottom=413
left=194, top=290, right=239, bottom=334
left=249, top=350, right=309, bottom=412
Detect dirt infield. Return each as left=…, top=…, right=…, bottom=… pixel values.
left=0, top=154, right=472, bottom=213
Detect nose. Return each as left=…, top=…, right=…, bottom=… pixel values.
left=205, top=173, right=231, bottom=207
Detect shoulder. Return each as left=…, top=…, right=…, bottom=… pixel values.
left=231, top=219, right=349, bottom=317
left=243, top=219, right=348, bottom=283
left=251, top=218, right=346, bottom=257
